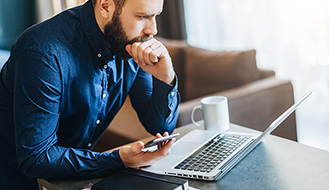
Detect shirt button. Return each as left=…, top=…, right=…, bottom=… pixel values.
left=102, top=94, right=106, bottom=99
left=103, top=65, right=108, bottom=69
left=96, top=120, right=100, bottom=124
left=97, top=53, right=102, bottom=58
left=87, top=143, right=92, bottom=148
left=171, top=92, right=175, bottom=96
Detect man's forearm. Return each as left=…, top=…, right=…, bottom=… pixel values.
left=18, top=145, right=125, bottom=179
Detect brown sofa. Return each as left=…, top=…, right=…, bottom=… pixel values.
left=93, top=38, right=297, bottom=152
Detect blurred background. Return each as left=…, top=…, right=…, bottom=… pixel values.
left=184, top=0, right=329, bottom=151
left=0, top=0, right=84, bottom=51
left=0, top=0, right=328, bottom=151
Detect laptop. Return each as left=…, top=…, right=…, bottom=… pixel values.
left=142, top=90, right=312, bottom=181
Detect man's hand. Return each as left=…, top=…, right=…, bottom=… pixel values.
left=119, top=132, right=175, bottom=168
left=125, top=38, right=175, bottom=84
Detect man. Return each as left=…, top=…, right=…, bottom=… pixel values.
left=0, top=0, right=180, bottom=189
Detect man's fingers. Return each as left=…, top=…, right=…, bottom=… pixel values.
left=147, top=42, right=162, bottom=63
left=138, top=38, right=157, bottom=50
left=154, top=132, right=170, bottom=150
left=150, top=53, right=158, bottom=63
left=136, top=39, right=156, bottom=65
left=119, top=137, right=175, bottom=168
left=144, top=138, right=176, bottom=165
left=149, top=41, right=161, bottom=51
left=155, top=138, right=175, bottom=156
left=127, top=39, right=165, bottom=65
left=142, top=47, right=154, bottom=65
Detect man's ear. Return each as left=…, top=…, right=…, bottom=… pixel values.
left=96, top=0, right=115, bottom=20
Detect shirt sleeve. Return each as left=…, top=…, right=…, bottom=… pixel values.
left=128, top=68, right=181, bottom=135
left=13, top=50, right=125, bottom=179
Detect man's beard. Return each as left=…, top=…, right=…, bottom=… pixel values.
left=103, top=12, right=153, bottom=60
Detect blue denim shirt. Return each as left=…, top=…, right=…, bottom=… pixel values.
left=0, top=1, right=179, bottom=189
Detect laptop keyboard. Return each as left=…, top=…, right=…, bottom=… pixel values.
left=174, top=134, right=251, bottom=173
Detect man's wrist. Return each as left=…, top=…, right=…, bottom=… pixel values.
left=169, top=76, right=176, bottom=85
left=164, top=71, right=175, bottom=85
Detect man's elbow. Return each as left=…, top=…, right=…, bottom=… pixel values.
left=18, top=155, right=54, bottom=179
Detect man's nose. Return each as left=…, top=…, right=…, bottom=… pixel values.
left=144, top=17, right=158, bottom=36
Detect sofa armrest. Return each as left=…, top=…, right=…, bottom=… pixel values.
left=258, top=68, right=275, bottom=79
left=177, top=76, right=297, bottom=141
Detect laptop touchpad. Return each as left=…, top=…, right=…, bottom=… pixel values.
left=171, top=142, right=202, bottom=156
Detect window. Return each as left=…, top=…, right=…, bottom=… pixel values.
left=184, top=0, right=329, bottom=151
left=36, top=0, right=86, bottom=22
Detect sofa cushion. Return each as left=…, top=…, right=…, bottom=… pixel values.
left=184, top=47, right=260, bottom=100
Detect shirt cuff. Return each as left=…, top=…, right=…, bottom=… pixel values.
left=152, top=75, right=180, bottom=111
left=152, top=74, right=178, bottom=97
left=97, top=149, right=125, bottom=175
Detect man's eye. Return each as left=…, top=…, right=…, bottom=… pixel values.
left=138, top=15, right=153, bottom=20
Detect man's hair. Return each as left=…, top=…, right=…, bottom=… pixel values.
left=92, top=0, right=127, bottom=13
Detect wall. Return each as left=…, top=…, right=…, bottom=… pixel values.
left=0, top=0, right=36, bottom=50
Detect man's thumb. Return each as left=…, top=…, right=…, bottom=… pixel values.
left=125, top=44, right=132, bottom=56
left=130, top=141, right=144, bottom=154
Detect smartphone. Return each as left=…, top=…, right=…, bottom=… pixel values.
left=144, top=133, right=180, bottom=149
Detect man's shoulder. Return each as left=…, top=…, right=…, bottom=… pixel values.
left=14, top=9, right=82, bottom=54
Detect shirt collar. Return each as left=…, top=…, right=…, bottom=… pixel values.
left=78, top=0, right=114, bottom=65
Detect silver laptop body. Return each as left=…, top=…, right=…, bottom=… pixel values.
left=142, top=91, right=312, bottom=181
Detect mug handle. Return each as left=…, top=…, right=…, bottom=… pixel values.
left=191, top=105, right=202, bottom=126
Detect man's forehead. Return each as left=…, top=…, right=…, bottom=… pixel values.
left=124, top=0, right=163, bottom=14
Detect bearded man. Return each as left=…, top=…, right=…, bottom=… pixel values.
left=0, top=0, right=180, bottom=189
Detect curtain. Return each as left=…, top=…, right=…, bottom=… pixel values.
left=183, top=0, right=329, bottom=151
left=157, top=0, right=187, bottom=40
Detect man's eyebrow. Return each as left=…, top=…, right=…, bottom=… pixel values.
left=136, top=10, right=163, bottom=16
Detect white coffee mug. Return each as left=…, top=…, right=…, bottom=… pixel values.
left=191, top=96, right=230, bottom=132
